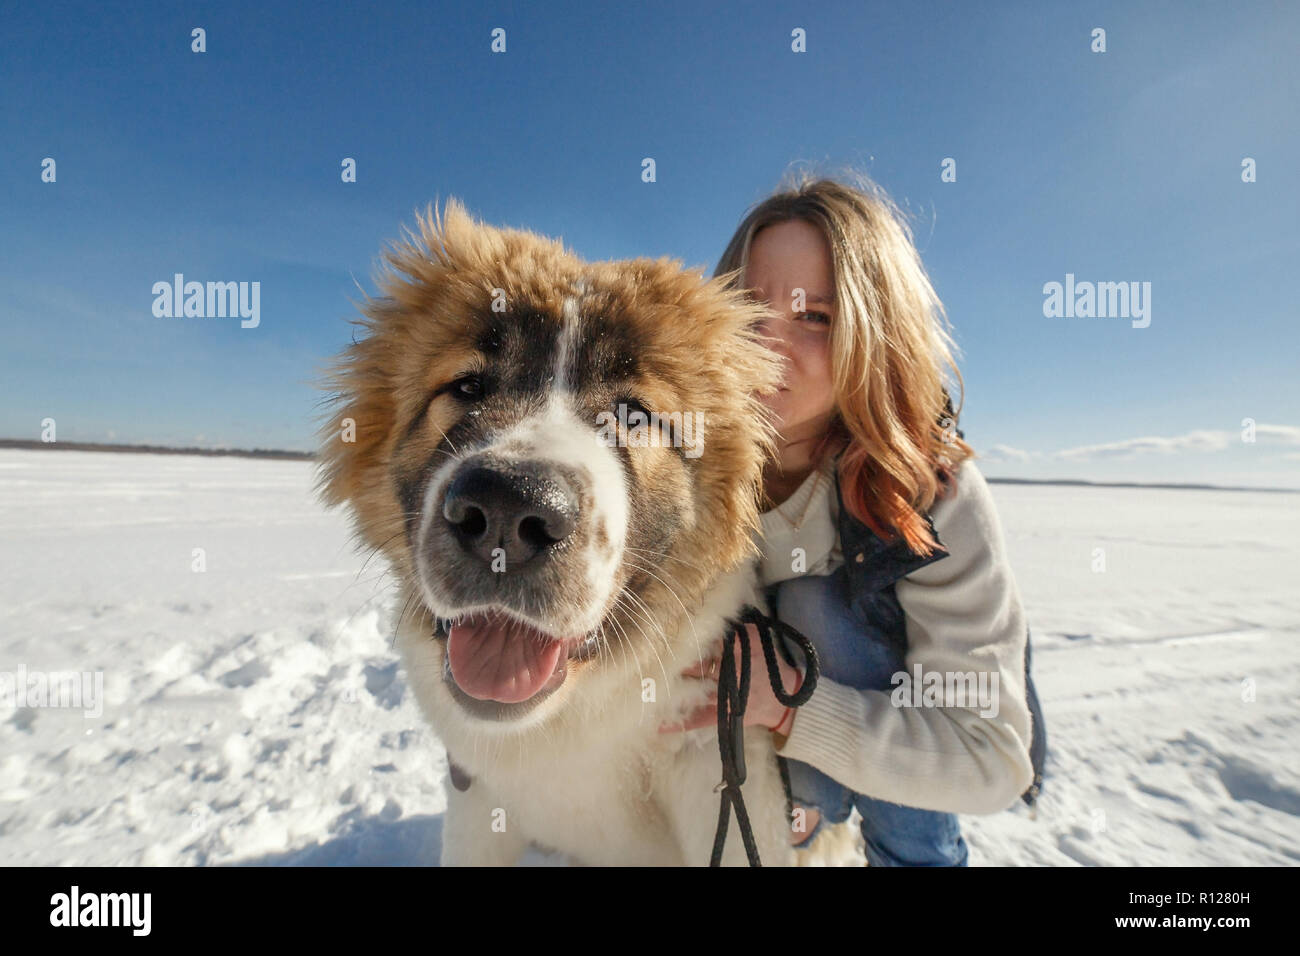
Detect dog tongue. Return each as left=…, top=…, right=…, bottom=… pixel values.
left=446, top=614, right=566, bottom=703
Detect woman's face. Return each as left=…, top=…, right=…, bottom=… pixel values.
left=744, top=219, right=837, bottom=441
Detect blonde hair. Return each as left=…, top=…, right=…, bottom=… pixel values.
left=714, top=168, right=975, bottom=556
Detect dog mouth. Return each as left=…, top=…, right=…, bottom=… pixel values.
left=433, top=609, right=600, bottom=704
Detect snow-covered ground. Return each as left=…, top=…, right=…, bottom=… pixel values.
left=1, top=449, right=1297, bottom=866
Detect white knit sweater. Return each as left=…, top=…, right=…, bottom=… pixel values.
left=757, top=457, right=1035, bottom=815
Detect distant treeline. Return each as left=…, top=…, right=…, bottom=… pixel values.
left=0, top=439, right=313, bottom=461
left=983, top=477, right=1298, bottom=494
left=0, top=438, right=1294, bottom=493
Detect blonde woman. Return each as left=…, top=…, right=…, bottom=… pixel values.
left=664, top=171, right=1046, bottom=866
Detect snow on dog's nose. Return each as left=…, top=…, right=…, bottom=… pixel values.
left=443, top=457, right=580, bottom=568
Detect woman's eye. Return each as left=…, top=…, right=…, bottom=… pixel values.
left=798, top=311, right=831, bottom=325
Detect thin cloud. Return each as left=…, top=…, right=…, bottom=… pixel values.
left=978, top=443, right=1040, bottom=463
left=1055, top=425, right=1300, bottom=461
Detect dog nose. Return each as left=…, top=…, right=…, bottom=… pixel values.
left=442, top=460, right=580, bottom=567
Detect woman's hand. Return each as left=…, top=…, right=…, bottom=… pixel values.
left=657, top=623, right=804, bottom=735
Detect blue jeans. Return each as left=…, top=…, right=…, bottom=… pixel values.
left=774, top=568, right=970, bottom=867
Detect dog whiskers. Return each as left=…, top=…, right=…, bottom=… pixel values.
left=608, top=579, right=676, bottom=703
left=623, top=545, right=710, bottom=577
left=604, top=592, right=646, bottom=695
left=620, top=558, right=707, bottom=681
left=618, top=587, right=673, bottom=676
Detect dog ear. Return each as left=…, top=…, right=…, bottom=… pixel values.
left=315, top=300, right=399, bottom=512
left=381, top=196, right=506, bottom=299
left=316, top=198, right=483, bottom=512
left=414, top=196, right=478, bottom=267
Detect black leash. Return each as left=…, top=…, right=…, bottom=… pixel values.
left=709, top=604, right=820, bottom=866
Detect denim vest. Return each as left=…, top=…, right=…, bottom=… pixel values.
left=772, top=454, right=1048, bottom=810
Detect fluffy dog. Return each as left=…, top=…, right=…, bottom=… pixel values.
left=318, top=199, right=848, bottom=865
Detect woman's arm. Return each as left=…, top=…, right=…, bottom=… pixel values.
left=775, top=461, right=1036, bottom=814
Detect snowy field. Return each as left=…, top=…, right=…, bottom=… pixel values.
left=1, top=449, right=1297, bottom=866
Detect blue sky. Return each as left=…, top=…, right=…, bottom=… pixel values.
left=3, top=0, right=1297, bottom=487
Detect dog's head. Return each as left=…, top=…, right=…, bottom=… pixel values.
left=318, top=199, right=780, bottom=727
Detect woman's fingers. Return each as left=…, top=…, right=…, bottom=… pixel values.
left=657, top=695, right=718, bottom=733
left=680, top=659, right=713, bottom=679
left=680, top=656, right=723, bottom=681
left=667, top=622, right=777, bottom=728
left=682, top=624, right=760, bottom=678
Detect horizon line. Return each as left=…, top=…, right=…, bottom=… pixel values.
left=2, top=438, right=1296, bottom=495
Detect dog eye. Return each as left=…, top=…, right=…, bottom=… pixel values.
left=618, top=397, right=652, bottom=418
left=616, top=397, right=677, bottom=445
left=455, top=375, right=485, bottom=399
